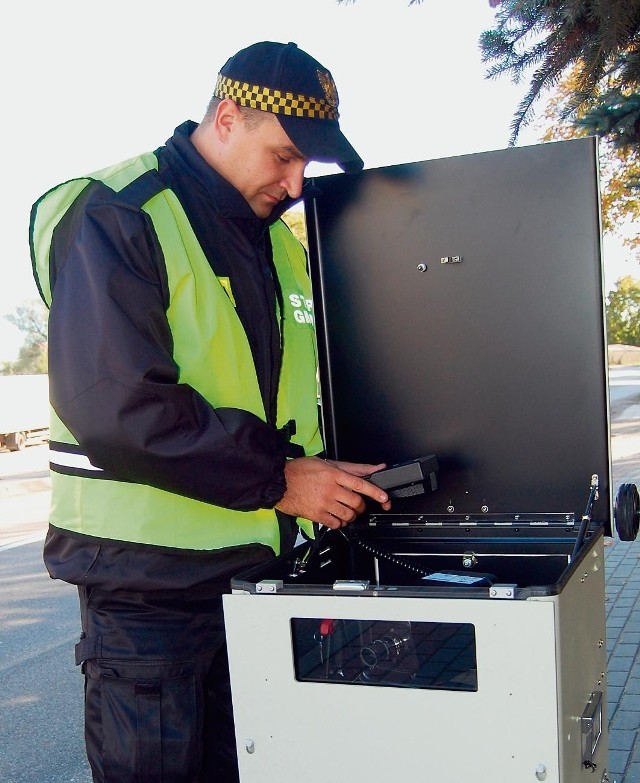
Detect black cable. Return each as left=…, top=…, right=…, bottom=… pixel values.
left=340, top=529, right=434, bottom=577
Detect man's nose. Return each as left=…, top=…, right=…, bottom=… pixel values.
left=282, top=164, right=305, bottom=200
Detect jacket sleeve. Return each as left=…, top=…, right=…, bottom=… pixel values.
left=47, top=189, right=288, bottom=510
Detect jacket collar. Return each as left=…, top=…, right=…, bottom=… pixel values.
left=165, top=121, right=319, bottom=229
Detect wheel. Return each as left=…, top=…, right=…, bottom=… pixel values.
left=614, top=483, right=640, bottom=541
left=5, top=431, right=26, bottom=452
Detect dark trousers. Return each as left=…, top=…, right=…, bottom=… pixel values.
left=75, top=585, right=240, bottom=783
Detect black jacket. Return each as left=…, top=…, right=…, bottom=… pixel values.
left=43, top=121, right=316, bottom=591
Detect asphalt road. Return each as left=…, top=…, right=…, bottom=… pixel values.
left=0, top=445, right=92, bottom=782
left=0, top=542, right=92, bottom=783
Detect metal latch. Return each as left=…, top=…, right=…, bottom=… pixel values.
left=489, top=583, right=518, bottom=599
left=333, top=580, right=370, bottom=591
left=256, top=579, right=283, bottom=593
left=581, top=690, right=603, bottom=770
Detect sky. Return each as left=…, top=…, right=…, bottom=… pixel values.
left=3, top=0, right=638, bottom=361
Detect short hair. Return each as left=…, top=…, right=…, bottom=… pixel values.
left=201, top=97, right=270, bottom=131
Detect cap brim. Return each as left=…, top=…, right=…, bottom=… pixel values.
left=277, top=115, right=364, bottom=174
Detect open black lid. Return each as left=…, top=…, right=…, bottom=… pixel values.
left=306, top=138, right=611, bottom=529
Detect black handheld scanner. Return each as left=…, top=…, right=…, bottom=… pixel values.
left=366, top=455, right=439, bottom=499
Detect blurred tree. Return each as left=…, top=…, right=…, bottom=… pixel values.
left=578, top=88, right=640, bottom=149
left=606, top=275, right=640, bottom=344
left=480, top=0, right=640, bottom=147
left=1, top=300, right=48, bottom=375
left=282, top=208, right=308, bottom=250
left=540, top=66, right=640, bottom=253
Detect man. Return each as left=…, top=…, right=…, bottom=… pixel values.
left=29, top=41, right=390, bottom=783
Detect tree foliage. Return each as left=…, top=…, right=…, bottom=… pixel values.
left=6, top=300, right=48, bottom=343
left=480, top=0, right=640, bottom=146
left=540, top=66, right=640, bottom=250
left=282, top=208, right=308, bottom=249
left=1, top=300, right=48, bottom=375
left=606, top=274, right=640, bottom=344
left=578, top=87, right=640, bottom=147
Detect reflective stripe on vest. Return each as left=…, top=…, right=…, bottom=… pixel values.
left=31, top=155, right=321, bottom=553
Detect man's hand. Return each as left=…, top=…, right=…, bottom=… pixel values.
left=275, top=456, right=391, bottom=529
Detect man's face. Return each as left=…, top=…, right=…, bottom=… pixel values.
left=227, top=111, right=309, bottom=218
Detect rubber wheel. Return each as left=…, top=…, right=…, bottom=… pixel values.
left=614, top=483, right=640, bottom=541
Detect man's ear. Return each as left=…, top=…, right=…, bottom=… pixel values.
left=213, top=98, right=242, bottom=142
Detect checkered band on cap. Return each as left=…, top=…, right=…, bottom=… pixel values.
left=214, top=74, right=340, bottom=121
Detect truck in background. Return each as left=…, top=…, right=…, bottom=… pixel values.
left=0, top=374, right=49, bottom=451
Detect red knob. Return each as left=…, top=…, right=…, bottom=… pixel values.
left=319, top=618, right=336, bottom=636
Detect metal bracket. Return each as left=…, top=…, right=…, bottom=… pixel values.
left=489, top=583, right=518, bottom=599
left=256, top=579, right=283, bottom=593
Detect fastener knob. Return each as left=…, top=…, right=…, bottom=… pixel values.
left=462, top=551, right=478, bottom=568
left=535, top=763, right=547, bottom=780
